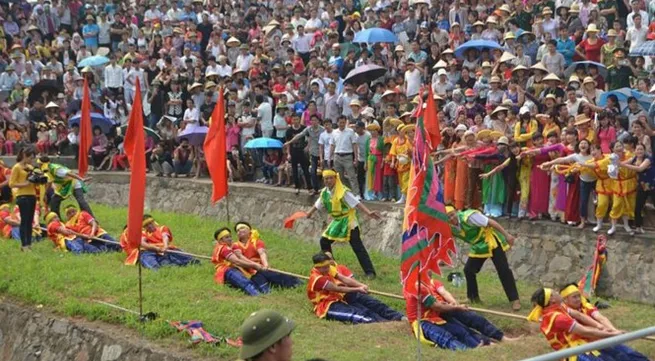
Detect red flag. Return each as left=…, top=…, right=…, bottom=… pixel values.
left=122, top=78, right=146, bottom=265
left=203, top=87, right=228, bottom=203
left=283, top=211, right=308, bottom=229
left=424, top=87, right=442, bottom=151
left=78, top=77, right=93, bottom=177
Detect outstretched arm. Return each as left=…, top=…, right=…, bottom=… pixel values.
left=487, top=218, right=516, bottom=245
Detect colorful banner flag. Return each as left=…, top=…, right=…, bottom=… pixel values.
left=122, top=78, right=146, bottom=265
left=203, top=87, right=228, bottom=203
left=579, top=235, right=608, bottom=298
left=78, top=77, right=92, bottom=177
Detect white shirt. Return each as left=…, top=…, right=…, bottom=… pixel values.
left=627, top=10, right=649, bottom=30
left=404, top=68, right=422, bottom=97
left=205, top=64, right=220, bottom=76
left=104, top=64, right=123, bottom=88
left=305, top=17, right=323, bottom=30
left=273, top=114, right=288, bottom=138
left=183, top=108, right=199, bottom=124
left=292, top=34, right=313, bottom=53
left=216, top=64, right=232, bottom=77
left=236, top=53, right=254, bottom=71
left=331, top=127, right=357, bottom=154
left=314, top=189, right=360, bottom=210
left=319, top=130, right=334, bottom=161
left=257, top=102, right=273, bottom=131
left=627, top=26, right=648, bottom=52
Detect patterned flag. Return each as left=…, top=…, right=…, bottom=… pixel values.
left=579, top=235, right=608, bottom=298
left=400, top=106, right=455, bottom=296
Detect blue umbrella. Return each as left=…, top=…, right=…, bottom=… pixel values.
left=454, top=40, right=503, bottom=59
left=353, top=28, right=398, bottom=44
left=597, top=88, right=654, bottom=112
left=68, top=112, right=116, bottom=133
left=176, top=125, right=208, bottom=146
left=629, top=41, right=655, bottom=57
left=564, top=61, right=607, bottom=79
left=244, top=137, right=283, bottom=149
left=77, top=55, right=110, bottom=68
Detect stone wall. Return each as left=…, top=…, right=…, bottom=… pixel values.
left=0, top=301, right=198, bottom=361
left=88, top=172, right=655, bottom=305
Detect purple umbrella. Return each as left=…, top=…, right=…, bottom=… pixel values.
left=176, top=124, right=208, bottom=146
left=344, top=64, right=387, bottom=86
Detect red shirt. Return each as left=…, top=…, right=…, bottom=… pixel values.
left=540, top=304, right=587, bottom=351
left=0, top=209, right=13, bottom=238
left=404, top=279, right=446, bottom=325
left=578, top=38, right=605, bottom=63
left=307, top=267, right=344, bottom=318
left=66, top=211, right=106, bottom=237
left=232, top=238, right=266, bottom=266
left=211, top=242, right=240, bottom=284
left=143, top=225, right=173, bottom=246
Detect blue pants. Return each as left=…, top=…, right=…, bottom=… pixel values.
left=139, top=249, right=199, bottom=270
left=419, top=321, right=468, bottom=351
left=343, top=292, right=404, bottom=321
left=325, top=301, right=386, bottom=324
left=600, top=344, right=649, bottom=361
left=95, top=234, right=122, bottom=252
left=439, top=317, right=485, bottom=348
left=251, top=270, right=301, bottom=293
left=10, top=227, right=20, bottom=240
left=442, top=310, right=503, bottom=342
left=575, top=354, right=610, bottom=361
left=224, top=268, right=262, bottom=296
left=66, top=238, right=102, bottom=254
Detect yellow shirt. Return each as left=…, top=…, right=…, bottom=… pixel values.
left=9, top=163, right=37, bottom=197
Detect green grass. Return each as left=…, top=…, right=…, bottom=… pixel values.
left=0, top=203, right=653, bottom=361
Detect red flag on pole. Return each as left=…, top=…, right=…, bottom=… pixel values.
left=122, top=78, right=146, bottom=265
left=424, top=87, right=442, bottom=151
left=203, top=86, right=228, bottom=203
left=78, top=77, right=93, bottom=177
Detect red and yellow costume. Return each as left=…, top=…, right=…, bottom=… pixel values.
left=307, top=264, right=345, bottom=318
left=561, top=285, right=599, bottom=319
left=0, top=204, right=15, bottom=238
left=232, top=227, right=265, bottom=272
left=405, top=279, right=447, bottom=345
left=594, top=154, right=637, bottom=219
left=66, top=210, right=107, bottom=237
left=45, top=213, right=75, bottom=251
left=211, top=239, right=249, bottom=284
left=12, top=205, right=41, bottom=237
left=390, top=126, right=414, bottom=195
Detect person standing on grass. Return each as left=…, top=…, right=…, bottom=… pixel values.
left=38, top=156, right=94, bottom=218
left=445, top=205, right=521, bottom=311
left=239, top=309, right=295, bottom=361
left=211, top=227, right=269, bottom=296
left=9, top=147, right=38, bottom=252
left=303, top=170, right=380, bottom=279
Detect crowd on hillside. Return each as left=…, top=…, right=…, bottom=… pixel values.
left=0, top=0, right=655, bottom=234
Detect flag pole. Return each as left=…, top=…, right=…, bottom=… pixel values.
left=416, top=262, right=421, bottom=361
left=138, top=257, right=144, bottom=320
left=225, top=194, right=231, bottom=224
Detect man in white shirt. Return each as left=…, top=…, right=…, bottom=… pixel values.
left=292, top=25, right=313, bottom=63
left=236, top=45, right=254, bottom=72
left=182, top=98, right=199, bottom=130
left=336, top=84, right=357, bottom=117
left=627, top=0, right=649, bottom=30
left=256, top=95, right=274, bottom=138
left=318, top=119, right=334, bottom=169
left=354, top=121, right=371, bottom=198
left=123, top=58, right=136, bottom=104
left=216, top=55, right=232, bottom=77
left=103, top=56, right=123, bottom=94
left=330, top=116, right=361, bottom=197
left=626, top=14, right=648, bottom=53
left=305, top=9, right=323, bottom=32
left=205, top=56, right=220, bottom=76
left=404, top=59, right=422, bottom=97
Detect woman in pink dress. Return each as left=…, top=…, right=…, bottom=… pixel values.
left=302, top=101, right=322, bottom=126
left=525, top=133, right=551, bottom=219
left=597, top=112, right=616, bottom=154
left=225, top=116, right=241, bottom=152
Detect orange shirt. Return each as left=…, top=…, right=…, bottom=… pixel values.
left=0, top=209, right=14, bottom=238
left=143, top=225, right=173, bottom=246
left=211, top=242, right=243, bottom=284
left=66, top=211, right=106, bottom=237
left=46, top=220, right=76, bottom=250
left=540, top=304, right=586, bottom=351
left=307, top=267, right=345, bottom=318
left=404, top=279, right=446, bottom=325
left=232, top=238, right=265, bottom=265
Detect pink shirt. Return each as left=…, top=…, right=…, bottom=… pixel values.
left=226, top=125, right=240, bottom=152
left=597, top=126, right=616, bottom=154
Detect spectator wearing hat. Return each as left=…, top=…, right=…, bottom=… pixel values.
left=606, top=48, right=635, bottom=91
left=82, top=15, right=100, bottom=53
left=238, top=310, right=294, bottom=361
left=404, top=59, right=422, bottom=98
left=449, top=0, right=468, bottom=29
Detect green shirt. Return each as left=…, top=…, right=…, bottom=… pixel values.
left=597, top=0, right=616, bottom=30
left=606, top=65, right=633, bottom=90
left=450, top=210, right=510, bottom=258
left=513, top=11, right=533, bottom=31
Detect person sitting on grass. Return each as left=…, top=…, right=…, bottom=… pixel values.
left=559, top=283, right=650, bottom=361
left=0, top=203, right=20, bottom=240
left=307, top=252, right=403, bottom=324
left=528, top=288, right=649, bottom=361
left=232, top=221, right=301, bottom=292
left=211, top=227, right=270, bottom=296
left=139, top=215, right=199, bottom=269
left=64, top=205, right=121, bottom=252
left=44, top=212, right=98, bottom=254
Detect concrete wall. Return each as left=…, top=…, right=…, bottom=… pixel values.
left=87, top=172, right=655, bottom=305
left=0, top=302, right=197, bottom=361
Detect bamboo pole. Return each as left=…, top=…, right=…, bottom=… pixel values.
left=43, top=228, right=655, bottom=342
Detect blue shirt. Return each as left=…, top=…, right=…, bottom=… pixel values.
left=556, top=38, right=576, bottom=66
left=82, top=24, right=100, bottom=48
left=294, top=101, right=307, bottom=115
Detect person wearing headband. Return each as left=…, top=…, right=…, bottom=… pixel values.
left=0, top=203, right=20, bottom=240
left=38, top=156, right=94, bottom=218
left=232, top=221, right=301, bottom=292
left=139, top=215, right=199, bottom=269
left=44, top=211, right=90, bottom=253
left=528, top=288, right=636, bottom=361
left=64, top=205, right=121, bottom=252
left=390, top=124, right=415, bottom=204
left=303, top=169, right=381, bottom=279
left=445, top=205, right=521, bottom=311
left=211, top=227, right=269, bottom=296
left=306, top=252, right=401, bottom=324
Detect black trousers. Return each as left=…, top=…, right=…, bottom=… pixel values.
left=464, top=246, right=519, bottom=302
left=504, top=174, right=518, bottom=216
left=320, top=227, right=376, bottom=276
left=15, top=195, right=36, bottom=247
left=290, top=150, right=312, bottom=190
left=357, top=160, right=366, bottom=197
left=635, top=187, right=655, bottom=227
left=49, top=188, right=94, bottom=218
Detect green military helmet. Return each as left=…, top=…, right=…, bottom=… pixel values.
left=239, top=310, right=295, bottom=360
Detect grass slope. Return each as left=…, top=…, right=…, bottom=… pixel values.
left=0, top=203, right=653, bottom=361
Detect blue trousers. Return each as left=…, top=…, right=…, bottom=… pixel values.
left=251, top=270, right=301, bottom=293
left=600, top=344, right=650, bottom=361
left=325, top=301, right=385, bottom=324
left=66, top=238, right=102, bottom=254
left=343, top=292, right=404, bottom=321
left=442, top=310, right=503, bottom=342
left=575, top=354, right=610, bottom=361
left=224, top=268, right=262, bottom=296
left=419, top=321, right=468, bottom=351
left=140, top=249, right=199, bottom=270
left=10, top=227, right=20, bottom=240
left=96, top=234, right=122, bottom=252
